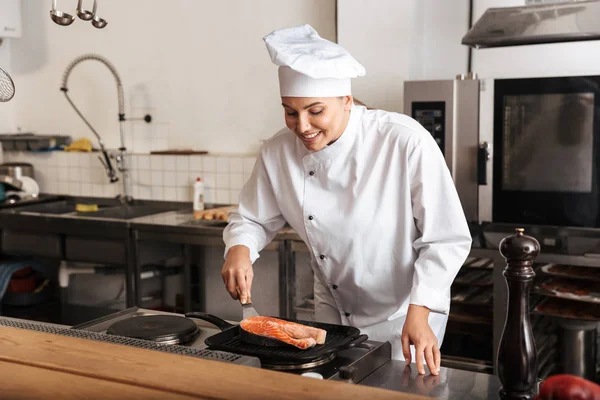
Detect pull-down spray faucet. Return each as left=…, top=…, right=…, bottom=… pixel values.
left=60, top=54, right=150, bottom=203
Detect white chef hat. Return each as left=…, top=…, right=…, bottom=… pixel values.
left=263, top=24, right=365, bottom=97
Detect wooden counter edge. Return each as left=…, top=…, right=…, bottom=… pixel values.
left=0, top=326, right=431, bottom=400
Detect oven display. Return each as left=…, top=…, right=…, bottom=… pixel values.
left=412, top=101, right=445, bottom=155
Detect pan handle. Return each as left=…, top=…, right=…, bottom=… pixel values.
left=185, top=312, right=236, bottom=331
left=345, top=334, right=369, bottom=349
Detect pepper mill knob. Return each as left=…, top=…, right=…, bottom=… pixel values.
left=497, top=228, right=540, bottom=400
left=499, top=228, right=540, bottom=261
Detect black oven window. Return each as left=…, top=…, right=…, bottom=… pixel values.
left=502, top=92, right=594, bottom=193
left=493, top=75, right=600, bottom=227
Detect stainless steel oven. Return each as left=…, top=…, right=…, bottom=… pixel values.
left=405, top=74, right=600, bottom=229
left=406, top=76, right=600, bottom=379
left=404, top=77, right=486, bottom=223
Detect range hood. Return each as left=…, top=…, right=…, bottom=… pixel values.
left=462, top=0, right=600, bottom=48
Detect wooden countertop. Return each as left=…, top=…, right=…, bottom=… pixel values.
left=0, top=326, right=431, bottom=400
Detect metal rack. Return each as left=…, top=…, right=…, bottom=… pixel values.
left=443, top=257, right=495, bottom=372
left=531, top=262, right=600, bottom=381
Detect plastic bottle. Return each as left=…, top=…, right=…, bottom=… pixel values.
left=193, top=177, right=205, bottom=212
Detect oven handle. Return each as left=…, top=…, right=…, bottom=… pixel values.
left=478, top=141, right=490, bottom=185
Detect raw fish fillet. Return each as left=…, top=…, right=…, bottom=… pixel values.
left=239, top=316, right=327, bottom=350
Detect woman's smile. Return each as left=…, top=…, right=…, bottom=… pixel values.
left=281, top=96, right=353, bottom=152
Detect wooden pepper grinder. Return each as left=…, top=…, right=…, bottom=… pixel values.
left=497, top=228, right=540, bottom=400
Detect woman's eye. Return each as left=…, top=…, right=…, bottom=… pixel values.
left=286, top=112, right=297, bottom=117
left=310, top=110, right=323, bottom=116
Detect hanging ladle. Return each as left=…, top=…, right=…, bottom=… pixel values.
left=91, top=0, right=108, bottom=29
left=50, top=0, right=75, bottom=26
left=76, top=0, right=94, bottom=21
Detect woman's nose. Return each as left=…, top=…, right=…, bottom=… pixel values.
left=297, top=114, right=311, bottom=132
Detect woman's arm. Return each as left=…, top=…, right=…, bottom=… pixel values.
left=222, top=150, right=286, bottom=302
left=403, top=128, right=472, bottom=375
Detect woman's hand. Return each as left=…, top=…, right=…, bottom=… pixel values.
left=401, top=304, right=441, bottom=376
left=221, top=245, right=253, bottom=303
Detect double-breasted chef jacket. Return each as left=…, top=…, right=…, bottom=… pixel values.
left=224, top=104, right=472, bottom=360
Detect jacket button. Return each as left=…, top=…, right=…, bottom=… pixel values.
left=345, top=312, right=351, bottom=317
left=308, top=215, right=314, bottom=221
left=309, top=171, right=315, bottom=176
left=332, top=284, right=338, bottom=290
left=319, top=255, right=325, bottom=260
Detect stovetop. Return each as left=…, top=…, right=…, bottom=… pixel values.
left=73, top=307, right=392, bottom=382
left=73, top=307, right=220, bottom=349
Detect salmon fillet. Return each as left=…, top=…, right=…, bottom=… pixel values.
left=239, top=316, right=327, bottom=350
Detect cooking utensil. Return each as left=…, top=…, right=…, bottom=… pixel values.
left=0, top=67, right=15, bottom=102
left=0, top=163, right=35, bottom=179
left=49, top=0, right=75, bottom=26
left=91, top=0, right=107, bottom=29
left=241, top=301, right=259, bottom=319
left=236, top=287, right=259, bottom=319
left=0, top=175, right=23, bottom=191
left=19, top=176, right=40, bottom=197
left=76, top=0, right=94, bottom=20
left=186, top=312, right=287, bottom=348
left=185, top=312, right=365, bottom=362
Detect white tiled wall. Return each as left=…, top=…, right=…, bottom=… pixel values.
left=3, top=152, right=256, bottom=205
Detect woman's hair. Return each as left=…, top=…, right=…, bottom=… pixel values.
left=352, top=97, right=373, bottom=109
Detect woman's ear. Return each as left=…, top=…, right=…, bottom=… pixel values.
left=343, top=95, right=354, bottom=111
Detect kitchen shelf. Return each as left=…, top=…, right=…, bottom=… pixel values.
left=532, top=296, right=600, bottom=321
left=540, top=263, right=600, bottom=283
left=462, top=257, right=494, bottom=269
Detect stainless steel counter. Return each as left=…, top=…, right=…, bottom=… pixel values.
left=130, top=208, right=302, bottom=242
left=360, top=361, right=501, bottom=400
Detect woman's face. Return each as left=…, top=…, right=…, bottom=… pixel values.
left=282, top=96, right=353, bottom=152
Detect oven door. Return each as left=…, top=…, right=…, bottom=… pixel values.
left=491, top=75, right=600, bottom=228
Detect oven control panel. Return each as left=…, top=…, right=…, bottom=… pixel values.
left=411, top=101, right=445, bottom=155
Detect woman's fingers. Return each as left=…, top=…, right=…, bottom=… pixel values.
left=246, top=268, right=254, bottom=297
left=236, top=269, right=249, bottom=303
left=415, top=344, right=426, bottom=375
left=224, top=272, right=238, bottom=300
left=401, top=335, right=412, bottom=365
left=434, top=344, right=441, bottom=375
left=424, top=345, right=438, bottom=376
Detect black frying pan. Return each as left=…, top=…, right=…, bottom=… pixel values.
left=185, top=312, right=290, bottom=347
left=185, top=312, right=367, bottom=362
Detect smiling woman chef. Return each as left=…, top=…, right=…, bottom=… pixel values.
left=222, top=24, right=471, bottom=376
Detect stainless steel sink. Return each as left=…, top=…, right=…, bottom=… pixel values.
left=10, top=198, right=185, bottom=220
left=14, top=199, right=114, bottom=216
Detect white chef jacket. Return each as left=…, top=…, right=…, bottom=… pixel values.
left=223, top=105, right=472, bottom=360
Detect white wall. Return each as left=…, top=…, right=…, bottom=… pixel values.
left=0, top=39, right=16, bottom=136
left=337, top=0, right=470, bottom=113
left=1, top=0, right=335, bottom=154
left=6, top=151, right=256, bottom=204
left=472, top=0, right=600, bottom=78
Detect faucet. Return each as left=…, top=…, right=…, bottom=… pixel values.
left=61, top=54, right=135, bottom=202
